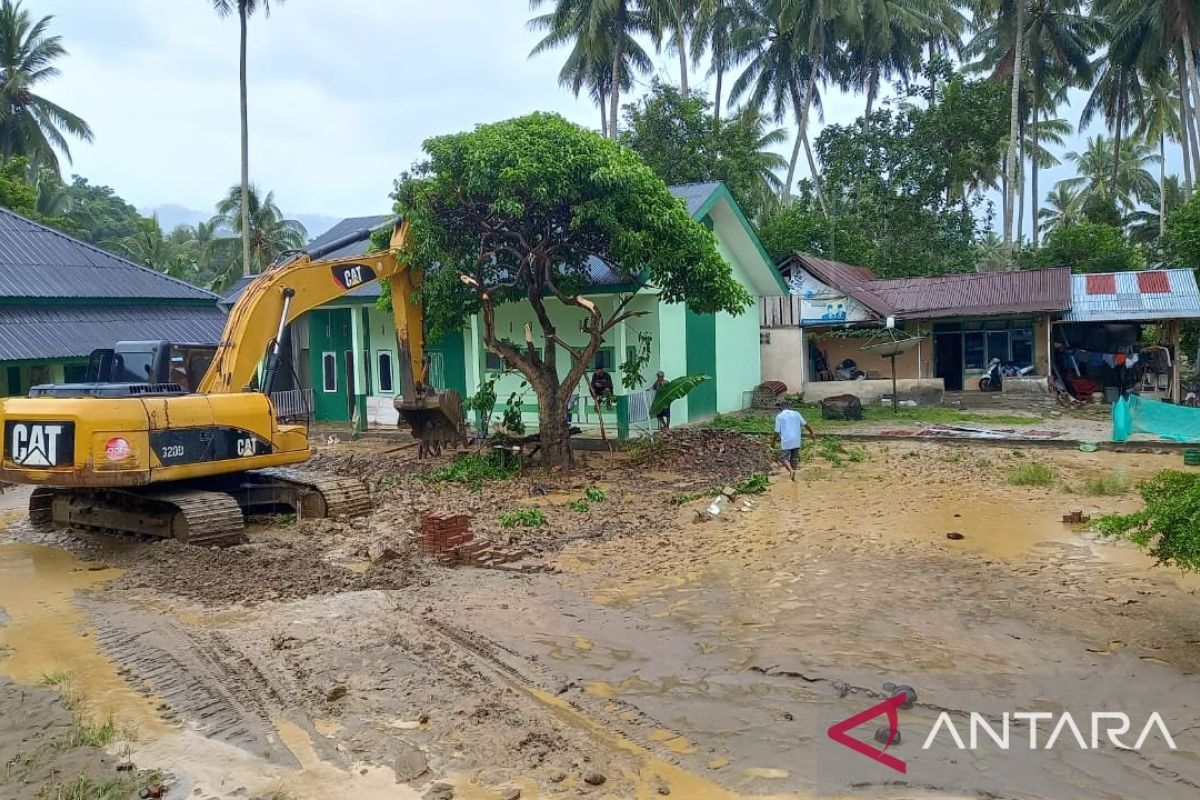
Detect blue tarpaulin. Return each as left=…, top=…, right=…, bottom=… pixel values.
left=1112, top=394, right=1200, bottom=443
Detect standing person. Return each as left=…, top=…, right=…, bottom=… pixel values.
left=774, top=401, right=814, bottom=481
left=652, top=371, right=671, bottom=431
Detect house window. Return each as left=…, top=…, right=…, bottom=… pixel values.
left=377, top=351, right=394, bottom=394
left=964, top=332, right=986, bottom=370
left=1011, top=329, right=1034, bottom=365
left=591, top=348, right=616, bottom=370
left=322, top=352, right=337, bottom=392
left=986, top=331, right=1009, bottom=363
left=485, top=352, right=504, bottom=372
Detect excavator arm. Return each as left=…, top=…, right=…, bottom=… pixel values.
left=198, top=220, right=423, bottom=395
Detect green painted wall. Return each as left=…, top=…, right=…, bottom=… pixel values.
left=308, top=308, right=354, bottom=421
left=427, top=329, right=468, bottom=397
left=712, top=232, right=762, bottom=414
left=0, top=359, right=86, bottom=398
left=685, top=310, right=718, bottom=420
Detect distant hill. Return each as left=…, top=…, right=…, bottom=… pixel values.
left=141, top=204, right=340, bottom=241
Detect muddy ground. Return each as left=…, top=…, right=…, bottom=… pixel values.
left=1, top=431, right=1199, bottom=799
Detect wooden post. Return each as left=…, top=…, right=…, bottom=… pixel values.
left=1171, top=319, right=1182, bottom=404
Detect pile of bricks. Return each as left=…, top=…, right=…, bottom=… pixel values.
left=420, top=512, right=473, bottom=566
left=418, top=511, right=543, bottom=571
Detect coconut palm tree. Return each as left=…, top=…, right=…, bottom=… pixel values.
left=1059, top=134, right=1160, bottom=211
left=1131, top=70, right=1183, bottom=239
left=0, top=0, right=92, bottom=175
left=529, top=0, right=652, bottom=139
left=730, top=0, right=836, bottom=207
left=210, top=184, right=306, bottom=288
left=691, top=0, right=750, bottom=122
left=647, top=0, right=697, bottom=95
left=1127, top=175, right=1183, bottom=246
left=209, top=0, right=286, bottom=278
left=1039, top=183, right=1082, bottom=234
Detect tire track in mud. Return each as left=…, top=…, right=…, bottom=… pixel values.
left=82, top=599, right=299, bottom=764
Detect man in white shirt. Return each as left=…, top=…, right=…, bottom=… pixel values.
left=774, top=401, right=815, bottom=481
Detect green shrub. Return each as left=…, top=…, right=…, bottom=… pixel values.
left=421, top=453, right=517, bottom=489
left=583, top=487, right=607, bottom=502
left=567, top=499, right=590, bottom=512
left=499, top=508, right=548, bottom=528
left=1007, top=462, right=1056, bottom=487
left=1095, top=470, right=1200, bottom=571
left=732, top=472, right=770, bottom=494
left=1076, top=471, right=1129, bottom=497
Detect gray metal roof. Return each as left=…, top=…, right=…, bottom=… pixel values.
left=0, top=206, right=218, bottom=301
left=869, top=268, right=1072, bottom=319
left=669, top=181, right=722, bottom=216
left=1062, top=269, right=1200, bottom=322
left=0, top=305, right=227, bottom=361
left=307, top=214, right=395, bottom=260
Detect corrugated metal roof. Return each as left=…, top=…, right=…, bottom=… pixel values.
left=307, top=214, right=395, bottom=260
left=1062, top=269, right=1200, bottom=322
left=0, top=206, right=218, bottom=301
left=869, top=268, right=1072, bottom=318
left=669, top=181, right=722, bottom=215
left=0, top=305, right=227, bottom=361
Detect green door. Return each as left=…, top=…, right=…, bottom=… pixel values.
left=685, top=310, right=717, bottom=420
left=309, top=309, right=354, bottom=421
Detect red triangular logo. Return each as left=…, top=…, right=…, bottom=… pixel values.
left=827, top=693, right=907, bottom=774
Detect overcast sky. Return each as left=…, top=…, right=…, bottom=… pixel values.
left=35, top=1, right=1155, bottom=234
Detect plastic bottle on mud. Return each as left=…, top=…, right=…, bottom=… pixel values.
left=707, top=494, right=728, bottom=517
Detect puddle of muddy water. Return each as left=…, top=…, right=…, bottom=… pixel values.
left=0, top=541, right=420, bottom=800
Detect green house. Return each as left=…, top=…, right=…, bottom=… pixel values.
left=289, top=183, right=785, bottom=437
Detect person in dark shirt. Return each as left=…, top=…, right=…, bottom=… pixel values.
left=652, top=371, right=670, bottom=430
left=591, top=367, right=614, bottom=408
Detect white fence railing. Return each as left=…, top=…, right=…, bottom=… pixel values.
left=272, top=388, right=314, bottom=420
left=628, top=388, right=653, bottom=424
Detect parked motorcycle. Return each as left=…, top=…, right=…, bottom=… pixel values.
left=979, top=358, right=1003, bottom=392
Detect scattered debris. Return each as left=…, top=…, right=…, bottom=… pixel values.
left=1062, top=511, right=1092, bottom=524
left=946, top=532, right=965, bottom=541
left=582, top=771, right=607, bottom=786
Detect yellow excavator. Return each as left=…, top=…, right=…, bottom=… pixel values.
left=0, top=220, right=464, bottom=544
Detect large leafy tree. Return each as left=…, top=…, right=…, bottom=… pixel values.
left=210, top=183, right=306, bottom=289
left=209, top=0, right=285, bottom=278
left=59, top=176, right=142, bottom=246
left=0, top=0, right=92, bottom=175
left=619, top=82, right=786, bottom=220
left=391, top=113, right=750, bottom=466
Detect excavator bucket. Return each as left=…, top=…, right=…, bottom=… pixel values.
left=396, top=390, right=466, bottom=455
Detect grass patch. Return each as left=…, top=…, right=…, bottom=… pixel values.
left=806, top=436, right=866, bottom=467
left=37, top=774, right=129, bottom=800
left=499, top=508, right=547, bottom=528
left=421, top=453, right=517, bottom=489
left=668, top=491, right=705, bottom=506
left=583, top=487, right=607, bottom=503
left=731, top=473, right=769, bottom=495
left=1074, top=471, right=1130, bottom=497
left=567, top=499, right=590, bottom=512
left=1007, top=462, right=1056, bottom=487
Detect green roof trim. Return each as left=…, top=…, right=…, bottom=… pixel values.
left=690, top=182, right=789, bottom=295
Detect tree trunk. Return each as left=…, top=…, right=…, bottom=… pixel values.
left=713, top=66, right=723, bottom=124
left=238, top=8, right=253, bottom=277
left=536, top=388, right=572, bottom=467
left=676, top=26, right=689, bottom=95
left=1179, top=57, right=1196, bottom=196
left=1183, top=36, right=1200, bottom=181
left=783, top=66, right=819, bottom=204
left=1110, top=93, right=1124, bottom=203
left=1003, top=2, right=1024, bottom=259
left=600, top=93, right=608, bottom=137
left=609, top=2, right=624, bottom=140
left=1161, top=132, right=1168, bottom=241
left=864, top=66, right=879, bottom=117
left=802, top=130, right=827, bottom=216
left=1031, top=108, right=1040, bottom=248
left=1017, top=117, right=1025, bottom=247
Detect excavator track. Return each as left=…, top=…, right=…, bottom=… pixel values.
left=246, top=468, right=372, bottom=519
left=23, top=470, right=369, bottom=546
left=28, top=487, right=246, bottom=545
